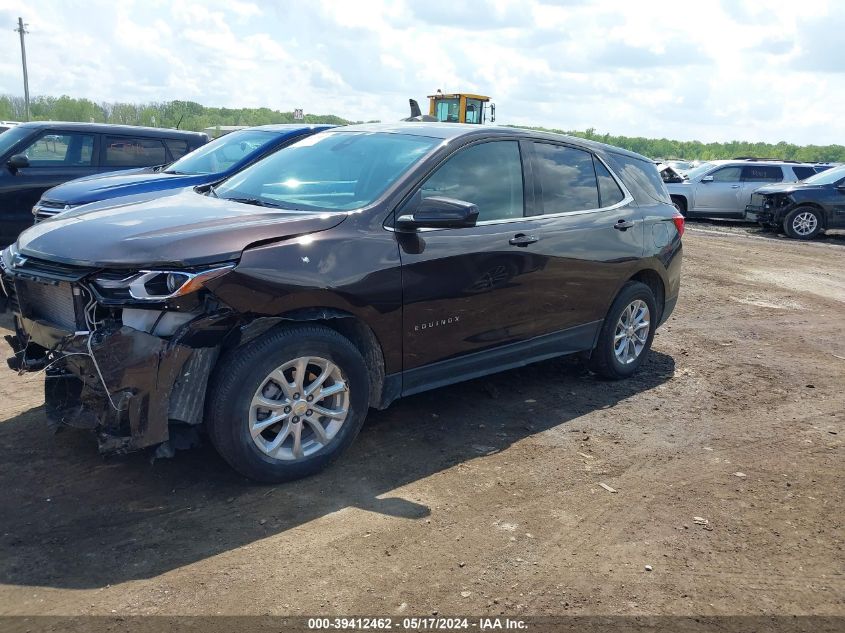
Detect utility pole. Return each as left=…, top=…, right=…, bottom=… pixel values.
left=15, top=17, right=30, bottom=121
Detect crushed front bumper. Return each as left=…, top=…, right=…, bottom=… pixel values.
left=5, top=312, right=222, bottom=454
left=1, top=259, right=230, bottom=454
left=745, top=204, right=776, bottom=224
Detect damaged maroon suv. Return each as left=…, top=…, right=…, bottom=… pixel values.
left=0, top=123, right=682, bottom=482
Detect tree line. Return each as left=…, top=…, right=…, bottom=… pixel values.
left=0, top=95, right=353, bottom=131
left=1, top=94, right=843, bottom=162
left=523, top=126, right=845, bottom=163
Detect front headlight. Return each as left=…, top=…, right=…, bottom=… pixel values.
left=92, top=264, right=235, bottom=302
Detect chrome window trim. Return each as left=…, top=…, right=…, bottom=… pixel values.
left=385, top=146, right=638, bottom=233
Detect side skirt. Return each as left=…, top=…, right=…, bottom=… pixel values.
left=384, top=320, right=602, bottom=402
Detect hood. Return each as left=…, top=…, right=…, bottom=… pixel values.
left=17, top=189, right=348, bottom=268
left=42, top=168, right=211, bottom=206
left=754, top=183, right=828, bottom=196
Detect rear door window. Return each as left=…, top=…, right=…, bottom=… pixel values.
left=741, top=165, right=783, bottom=182
left=104, top=136, right=168, bottom=168
left=421, top=141, right=524, bottom=222
left=532, top=142, right=599, bottom=214
left=20, top=132, right=95, bottom=166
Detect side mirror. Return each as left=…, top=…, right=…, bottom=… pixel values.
left=8, top=154, right=29, bottom=170
left=396, top=195, right=479, bottom=230
left=700, top=175, right=714, bottom=183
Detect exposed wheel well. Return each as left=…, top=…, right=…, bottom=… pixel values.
left=235, top=308, right=386, bottom=409
left=670, top=194, right=688, bottom=214
left=629, top=270, right=665, bottom=321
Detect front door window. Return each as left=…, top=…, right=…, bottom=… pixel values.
left=21, top=132, right=94, bottom=166
left=420, top=141, right=524, bottom=221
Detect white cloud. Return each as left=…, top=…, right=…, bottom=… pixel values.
left=0, top=0, right=841, bottom=144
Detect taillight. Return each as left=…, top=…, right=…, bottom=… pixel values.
left=672, top=212, right=685, bottom=237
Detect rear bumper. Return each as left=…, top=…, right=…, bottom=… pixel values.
left=659, top=294, right=678, bottom=326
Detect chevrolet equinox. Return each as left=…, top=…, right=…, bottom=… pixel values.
left=0, top=123, right=683, bottom=482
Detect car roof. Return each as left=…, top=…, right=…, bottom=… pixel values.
left=245, top=124, right=337, bottom=134
left=332, top=122, right=652, bottom=163
left=15, top=121, right=207, bottom=140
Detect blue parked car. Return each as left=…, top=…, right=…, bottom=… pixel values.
left=32, top=124, right=335, bottom=222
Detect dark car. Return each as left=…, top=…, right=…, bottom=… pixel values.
left=746, top=164, right=845, bottom=239
left=0, top=122, right=208, bottom=245
left=0, top=123, right=683, bottom=482
left=32, top=124, right=334, bottom=223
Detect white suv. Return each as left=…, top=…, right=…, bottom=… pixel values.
left=665, top=159, right=821, bottom=218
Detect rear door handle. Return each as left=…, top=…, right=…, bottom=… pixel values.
left=613, top=219, right=635, bottom=231
left=509, top=233, right=538, bottom=247
left=731, top=185, right=741, bottom=189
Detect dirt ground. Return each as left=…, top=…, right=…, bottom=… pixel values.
left=0, top=223, right=842, bottom=619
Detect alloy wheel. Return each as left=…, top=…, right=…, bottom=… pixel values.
left=249, top=356, right=349, bottom=460
left=613, top=300, right=650, bottom=365
left=792, top=211, right=818, bottom=236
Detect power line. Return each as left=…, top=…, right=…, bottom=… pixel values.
left=14, top=17, right=30, bottom=121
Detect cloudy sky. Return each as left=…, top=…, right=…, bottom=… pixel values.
left=0, top=0, right=841, bottom=144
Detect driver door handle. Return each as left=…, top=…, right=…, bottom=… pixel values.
left=509, top=233, right=538, bottom=247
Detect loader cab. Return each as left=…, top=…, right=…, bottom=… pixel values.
left=428, top=92, right=495, bottom=125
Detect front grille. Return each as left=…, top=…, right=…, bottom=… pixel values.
left=15, top=280, right=78, bottom=331
left=33, top=200, right=73, bottom=223
left=38, top=199, right=68, bottom=209
left=12, top=256, right=95, bottom=282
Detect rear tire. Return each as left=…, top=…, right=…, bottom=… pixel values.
left=589, top=281, right=658, bottom=380
left=783, top=206, right=822, bottom=240
left=205, top=324, right=370, bottom=482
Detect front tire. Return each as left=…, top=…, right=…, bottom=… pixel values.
left=783, top=206, right=822, bottom=240
left=589, top=281, right=658, bottom=380
left=205, top=324, right=370, bottom=482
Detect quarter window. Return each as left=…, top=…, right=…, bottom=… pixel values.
left=741, top=165, right=783, bottom=182
left=421, top=141, right=524, bottom=222
left=165, top=139, right=189, bottom=160
left=710, top=167, right=742, bottom=182
left=595, top=158, right=625, bottom=207
left=533, top=143, right=600, bottom=214
left=21, top=132, right=94, bottom=166
left=104, top=136, right=167, bottom=168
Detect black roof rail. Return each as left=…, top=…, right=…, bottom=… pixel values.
left=731, top=156, right=801, bottom=163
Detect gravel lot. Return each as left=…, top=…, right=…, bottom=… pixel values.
left=0, top=224, right=842, bottom=619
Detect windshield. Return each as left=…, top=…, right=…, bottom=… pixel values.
left=214, top=131, right=439, bottom=211
left=683, top=162, right=715, bottom=180
left=166, top=129, right=278, bottom=175
left=802, top=164, right=845, bottom=185
left=0, top=126, right=32, bottom=158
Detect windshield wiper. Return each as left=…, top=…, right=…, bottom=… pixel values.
left=207, top=184, right=218, bottom=198
left=223, top=196, right=279, bottom=208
